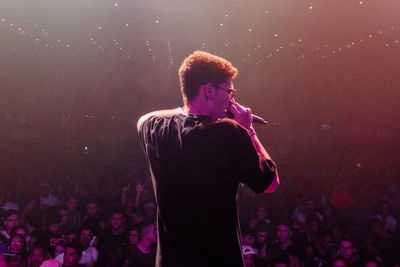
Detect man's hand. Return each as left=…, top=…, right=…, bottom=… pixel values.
left=136, top=181, right=144, bottom=194
left=229, top=101, right=253, bottom=130
left=122, top=184, right=131, bottom=194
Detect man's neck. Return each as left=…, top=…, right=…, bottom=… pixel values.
left=280, top=239, right=292, bottom=250
left=26, top=225, right=35, bottom=234
left=187, top=102, right=214, bottom=119
left=111, top=227, right=124, bottom=235
left=316, top=243, right=327, bottom=255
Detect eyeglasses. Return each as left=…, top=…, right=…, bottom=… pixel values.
left=216, top=86, right=236, bottom=97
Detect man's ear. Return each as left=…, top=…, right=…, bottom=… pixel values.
left=202, top=83, right=214, bottom=99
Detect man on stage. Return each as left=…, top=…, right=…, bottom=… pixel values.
left=137, top=50, right=279, bottom=267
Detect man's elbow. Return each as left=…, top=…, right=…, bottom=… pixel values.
left=264, top=174, right=279, bottom=193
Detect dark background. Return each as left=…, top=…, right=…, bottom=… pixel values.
left=1, top=0, right=399, bottom=193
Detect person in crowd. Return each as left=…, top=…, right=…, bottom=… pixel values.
left=80, top=200, right=101, bottom=236
left=55, top=226, right=98, bottom=267
left=242, top=245, right=259, bottom=267
left=308, top=228, right=335, bottom=267
left=304, top=214, right=323, bottom=247
left=125, top=223, right=157, bottom=267
left=79, top=225, right=98, bottom=266
left=330, top=221, right=346, bottom=250
left=270, top=251, right=291, bottom=267
left=10, top=225, right=27, bottom=239
left=142, top=201, right=156, bottom=225
left=63, top=230, right=79, bottom=244
left=365, top=218, right=400, bottom=266
left=382, top=184, right=400, bottom=215
left=19, top=196, right=40, bottom=238
left=253, top=221, right=270, bottom=265
left=54, top=242, right=66, bottom=258
left=127, top=227, right=140, bottom=246
left=40, top=208, right=63, bottom=255
left=0, top=237, right=7, bottom=254
left=121, top=181, right=144, bottom=213
left=1, top=210, right=20, bottom=240
left=57, top=206, right=68, bottom=236
left=126, top=207, right=144, bottom=227
left=81, top=200, right=99, bottom=226
left=248, top=204, right=272, bottom=230
left=362, top=257, right=383, bottom=267
left=137, top=50, right=279, bottom=267
left=332, top=256, right=349, bottom=267
left=373, top=201, right=397, bottom=232
left=64, top=196, right=81, bottom=232
left=293, top=197, right=323, bottom=231
left=40, top=259, right=62, bottom=267
left=336, top=238, right=360, bottom=266
left=39, top=183, right=58, bottom=210
left=322, top=204, right=335, bottom=227
left=24, top=211, right=42, bottom=251
left=6, top=233, right=28, bottom=267
left=96, top=210, right=129, bottom=266
left=363, top=218, right=400, bottom=266
left=10, top=225, right=34, bottom=252
left=28, top=244, right=47, bottom=267
left=242, top=228, right=256, bottom=248
left=62, top=242, right=84, bottom=267
left=0, top=192, right=19, bottom=211
left=270, top=220, right=303, bottom=267
left=0, top=254, right=7, bottom=266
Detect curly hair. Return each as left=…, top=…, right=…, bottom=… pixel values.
left=178, top=51, right=238, bottom=105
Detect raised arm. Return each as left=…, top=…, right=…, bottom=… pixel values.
left=248, top=130, right=279, bottom=193
left=229, top=101, right=279, bottom=193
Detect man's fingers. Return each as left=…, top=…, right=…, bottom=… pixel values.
left=229, top=103, right=240, bottom=117
left=230, top=102, right=252, bottom=116
left=231, top=101, right=242, bottom=110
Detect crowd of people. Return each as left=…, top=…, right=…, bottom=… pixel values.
left=0, top=169, right=399, bottom=267
left=238, top=197, right=400, bottom=267
left=0, top=178, right=158, bottom=267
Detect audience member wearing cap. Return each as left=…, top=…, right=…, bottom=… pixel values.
left=242, top=245, right=258, bottom=267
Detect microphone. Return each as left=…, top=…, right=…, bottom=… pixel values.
left=226, top=110, right=268, bottom=124
left=252, top=114, right=269, bottom=124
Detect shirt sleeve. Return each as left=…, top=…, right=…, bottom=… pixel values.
left=234, top=125, right=277, bottom=193
left=138, top=115, right=158, bottom=157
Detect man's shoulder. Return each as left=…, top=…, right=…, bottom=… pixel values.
left=138, top=114, right=176, bottom=134
left=137, top=107, right=185, bottom=132
left=213, top=118, right=249, bottom=136
left=215, top=118, right=240, bottom=128
left=1, top=202, right=19, bottom=211
left=127, top=244, right=141, bottom=254
left=0, top=230, right=9, bottom=240
left=98, top=229, right=112, bottom=238
left=84, top=246, right=98, bottom=254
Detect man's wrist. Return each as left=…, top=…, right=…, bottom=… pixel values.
left=247, top=127, right=256, bottom=137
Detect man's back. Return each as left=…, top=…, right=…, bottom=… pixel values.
left=139, top=113, right=275, bottom=267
